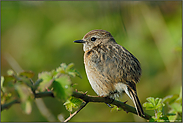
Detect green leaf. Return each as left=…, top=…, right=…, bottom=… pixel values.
left=38, top=72, right=53, bottom=91
left=64, top=96, right=82, bottom=112
left=147, top=97, right=156, bottom=106
left=149, top=118, right=156, bottom=122
left=56, top=63, right=67, bottom=73
left=3, top=75, right=15, bottom=87
left=166, top=113, right=176, bottom=116
left=170, top=103, right=182, bottom=112
left=55, top=63, right=82, bottom=79
left=155, top=98, right=164, bottom=110
left=56, top=66, right=65, bottom=74
left=175, top=87, right=182, bottom=104
left=64, top=99, right=73, bottom=112
left=159, top=116, right=169, bottom=122
left=143, top=97, right=156, bottom=110
left=167, top=110, right=178, bottom=122
left=66, top=63, right=82, bottom=78
left=51, top=69, right=58, bottom=77
left=143, top=97, right=164, bottom=111
left=2, top=75, right=16, bottom=95
left=67, top=69, right=82, bottom=78
left=52, top=75, right=72, bottom=101
left=110, top=105, right=121, bottom=112
left=66, top=63, right=75, bottom=71
left=19, top=71, right=34, bottom=78
left=163, top=94, right=179, bottom=104
left=143, top=102, right=156, bottom=110
left=156, top=111, right=163, bottom=119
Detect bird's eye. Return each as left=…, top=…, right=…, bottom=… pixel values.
left=91, top=37, right=96, bottom=41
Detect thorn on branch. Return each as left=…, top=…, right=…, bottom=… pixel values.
left=123, top=100, right=128, bottom=104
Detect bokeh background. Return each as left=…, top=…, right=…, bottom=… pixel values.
left=1, top=1, right=182, bottom=122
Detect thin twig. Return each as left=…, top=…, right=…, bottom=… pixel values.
left=1, top=92, right=54, bottom=111
left=64, top=101, right=89, bottom=122
left=1, top=99, right=20, bottom=111
left=35, top=91, right=54, bottom=98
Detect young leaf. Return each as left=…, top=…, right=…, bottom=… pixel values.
left=67, top=69, right=82, bottom=78
left=64, top=96, right=82, bottom=112
left=167, top=110, right=178, bottom=122
left=170, top=103, right=182, bottom=112
left=143, top=97, right=156, bottom=110
left=143, top=97, right=164, bottom=111
left=66, top=63, right=74, bottom=71
left=175, top=87, right=182, bottom=104
left=52, top=75, right=72, bottom=101
left=56, top=66, right=65, bottom=74
left=66, top=63, right=82, bottom=78
left=163, top=94, right=179, bottom=104
left=19, top=71, right=34, bottom=78
left=155, top=98, right=164, bottom=110
left=159, top=116, right=169, bottom=122
left=2, top=75, right=16, bottom=96
left=2, top=75, right=15, bottom=87
left=110, top=105, right=122, bottom=112
left=38, top=72, right=53, bottom=92
left=143, top=101, right=156, bottom=110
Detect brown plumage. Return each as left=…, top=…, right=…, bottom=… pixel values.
left=74, top=29, right=144, bottom=116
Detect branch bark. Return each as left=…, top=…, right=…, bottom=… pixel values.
left=72, top=91, right=152, bottom=120
left=1, top=91, right=152, bottom=121
left=1, top=99, right=20, bottom=111
left=1, top=91, right=54, bottom=111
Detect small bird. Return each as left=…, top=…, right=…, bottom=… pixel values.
left=74, top=29, right=144, bottom=116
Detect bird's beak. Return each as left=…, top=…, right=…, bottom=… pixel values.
left=74, top=40, right=86, bottom=43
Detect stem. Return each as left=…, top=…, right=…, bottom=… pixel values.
left=1, top=99, right=20, bottom=111
left=1, top=92, right=54, bottom=112
left=34, top=91, right=54, bottom=98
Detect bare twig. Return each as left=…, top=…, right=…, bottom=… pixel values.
left=35, top=91, right=54, bottom=98
left=1, top=92, right=54, bottom=111
left=1, top=99, right=20, bottom=111
left=64, top=101, right=88, bottom=122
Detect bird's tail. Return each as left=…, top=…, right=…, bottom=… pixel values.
left=128, top=88, right=144, bottom=116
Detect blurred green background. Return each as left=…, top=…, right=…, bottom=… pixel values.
left=1, top=1, right=182, bottom=122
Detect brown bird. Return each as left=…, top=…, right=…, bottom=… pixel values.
left=74, top=29, right=144, bottom=116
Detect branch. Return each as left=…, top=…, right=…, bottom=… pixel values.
left=72, top=91, right=152, bottom=120
left=1, top=99, right=20, bottom=111
left=1, top=91, right=152, bottom=121
left=35, top=91, right=54, bottom=98
left=1, top=91, right=54, bottom=111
